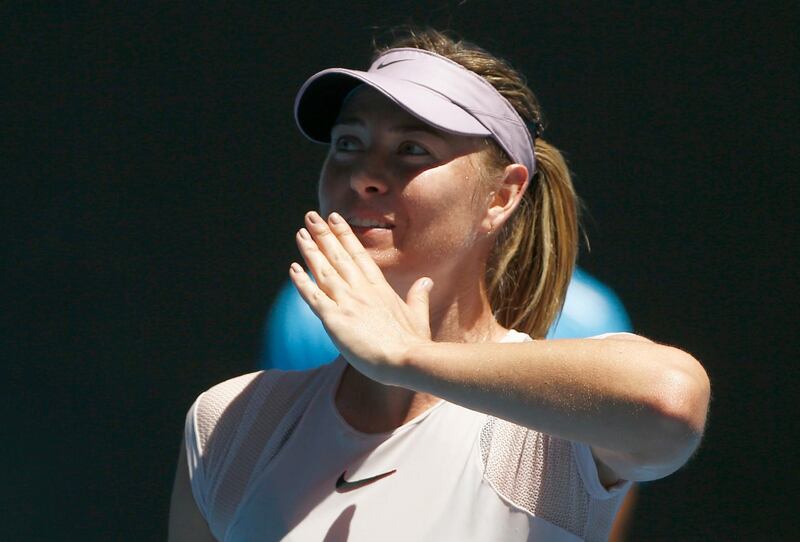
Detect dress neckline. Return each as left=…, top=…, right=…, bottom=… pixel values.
left=325, top=328, right=529, bottom=438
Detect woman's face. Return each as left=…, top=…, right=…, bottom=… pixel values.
left=318, top=87, right=495, bottom=288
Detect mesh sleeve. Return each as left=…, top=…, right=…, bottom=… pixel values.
left=183, top=371, right=265, bottom=537
left=479, top=416, right=630, bottom=542
left=184, top=398, right=208, bottom=519
left=183, top=367, right=326, bottom=540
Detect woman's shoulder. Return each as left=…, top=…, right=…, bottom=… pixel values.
left=193, top=366, right=324, bottom=420
left=183, top=364, right=334, bottom=534
left=501, top=328, right=534, bottom=343
left=201, top=370, right=266, bottom=402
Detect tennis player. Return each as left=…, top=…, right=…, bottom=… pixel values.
left=169, top=29, right=710, bottom=541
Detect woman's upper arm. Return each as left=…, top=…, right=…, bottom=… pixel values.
left=588, top=331, right=709, bottom=483
left=168, top=437, right=216, bottom=542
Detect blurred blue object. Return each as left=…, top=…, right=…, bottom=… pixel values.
left=546, top=267, right=632, bottom=339
left=262, top=279, right=340, bottom=371
left=261, top=267, right=632, bottom=370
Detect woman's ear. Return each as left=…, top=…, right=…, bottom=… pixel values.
left=483, top=164, right=529, bottom=232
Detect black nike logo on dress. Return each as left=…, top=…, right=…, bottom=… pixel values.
left=376, top=59, right=413, bottom=69
left=335, top=469, right=397, bottom=492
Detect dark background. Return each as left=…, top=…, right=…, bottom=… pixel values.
left=5, top=2, right=797, bottom=540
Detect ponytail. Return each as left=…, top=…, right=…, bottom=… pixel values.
left=486, top=138, right=579, bottom=338
left=378, top=29, right=582, bottom=338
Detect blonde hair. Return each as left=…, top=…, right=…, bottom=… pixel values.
left=377, top=29, right=581, bottom=338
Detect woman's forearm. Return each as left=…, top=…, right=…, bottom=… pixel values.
left=396, top=334, right=710, bottom=481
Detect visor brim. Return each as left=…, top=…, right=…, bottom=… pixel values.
left=294, top=68, right=491, bottom=143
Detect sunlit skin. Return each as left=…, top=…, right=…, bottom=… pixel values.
left=319, top=86, right=501, bottom=301
left=308, top=87, right=526, bottom=429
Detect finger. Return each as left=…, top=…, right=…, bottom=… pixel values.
left=305, top=211, right=364, bottom=286
left=327, top=212, right=387, bottom=285
left=289, top=262, right=337, bottom=316
left=296, top=227, right=349, bottom=299
left=405, top=277, right=433, bottom=337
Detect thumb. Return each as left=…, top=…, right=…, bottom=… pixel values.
left=406, top=277, right=433, bottom=336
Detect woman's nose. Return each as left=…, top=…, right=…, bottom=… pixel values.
left=349, top=166, right=389, bottom=197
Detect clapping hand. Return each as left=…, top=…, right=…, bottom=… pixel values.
left=289, top=211, right=434, bottom=384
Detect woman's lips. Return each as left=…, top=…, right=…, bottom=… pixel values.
left=350, top=225, right=394, bottom=244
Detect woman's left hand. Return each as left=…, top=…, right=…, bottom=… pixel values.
left=289, top=211, right=434, bottom=384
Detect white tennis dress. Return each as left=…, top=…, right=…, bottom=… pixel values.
left=185, top=330, right=631, bottom=541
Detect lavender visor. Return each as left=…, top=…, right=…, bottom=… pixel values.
left=294, top=48, right=536, bottom=178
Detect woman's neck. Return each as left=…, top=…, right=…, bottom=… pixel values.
left=334, top=278, right=507, bottom=434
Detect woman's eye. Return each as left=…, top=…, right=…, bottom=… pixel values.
left=398, top=142, right=429, bottom=156
left=334, top=135, right=362, bottom=152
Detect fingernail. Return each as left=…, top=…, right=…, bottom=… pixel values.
left=329, top=212, right=343, bottom=224
left=299, top=228, right=311, bottom=240
left=307, top=211, right=321, bottom=224
left=290, top=262, right=303, bottom=273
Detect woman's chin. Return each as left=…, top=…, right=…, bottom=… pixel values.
left=365, top=248, right=402, bottom=269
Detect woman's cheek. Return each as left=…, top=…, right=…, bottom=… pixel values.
left=317, top=171, right=349, bottom=214
left=411, top=205, right=477, bottom=256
